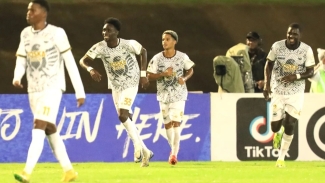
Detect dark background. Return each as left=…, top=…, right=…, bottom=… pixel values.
left=1, top=2, right=325, bottom=94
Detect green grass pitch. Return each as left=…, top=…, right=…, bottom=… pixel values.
left=1, top=161, right=324, bottom=183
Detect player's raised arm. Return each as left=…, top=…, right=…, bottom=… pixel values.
left=178, top=55, right=195, bottom=85
left=179, top=67, right=194, bottom=85
left=296, top=47, right=315, bottom=79
left=79, top=54, right=102, bottom=82
left=139, top=47, right=149, bottom=89
left=139, top=47, right=147, bottom=72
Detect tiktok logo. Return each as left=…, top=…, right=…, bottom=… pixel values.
left=236, top=98, right=298, bottom=160
left=249, top=102, right=273, bottom=143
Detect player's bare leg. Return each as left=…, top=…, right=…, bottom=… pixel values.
left=271, top=118, right=284, bottom=149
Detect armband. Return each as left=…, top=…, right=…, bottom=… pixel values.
left=140, top=71, right=147, bottom=77
left=87, top=67, right=94, bottom=72
left=296, top=74, right=301, bottom=79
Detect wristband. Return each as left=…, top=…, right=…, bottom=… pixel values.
left=87, top=67, right=94, bottom=72
left=140, top=71, right=147, bottom=77
left=296, top=74, right=301, bottom=79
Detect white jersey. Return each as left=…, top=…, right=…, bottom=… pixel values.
left=16, top=24, right=77, bottom=93
left=267, top=40, right=315, bottom=95
left=147, top=51, right=195, bottom=103
left=86, top=39, right=142, bottom=91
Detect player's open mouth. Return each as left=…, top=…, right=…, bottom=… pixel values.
left=289, top=38, right=295, bottom=44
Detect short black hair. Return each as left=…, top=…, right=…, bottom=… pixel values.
left=104, top=17, right=121, bottom=31
left=31, top=0, right=50, bottom=12
left=288, top=23, right=302, bottom=32
left=163, top=30, right=178, bottom=42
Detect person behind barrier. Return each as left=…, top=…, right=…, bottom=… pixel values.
left=246, top=31, right=267, bottom=93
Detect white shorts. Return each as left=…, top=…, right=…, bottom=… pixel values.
left=112, top=87, right=138, bottom=114
left=159, top=101, right=185, bottom=124
left=270, top=93, right=304, bottom=121
left=28, top=89, right=62, bottom=124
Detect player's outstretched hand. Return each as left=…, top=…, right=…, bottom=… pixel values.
left=90, top=69, right=102, bottom=82
left=140, top=77, right=149, bottom=89
left=13, top=81, right=23, bottom=88
left=77, top=98, right=85, bottom=107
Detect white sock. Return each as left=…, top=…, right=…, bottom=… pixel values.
left=47, top=132, right=73, bottom=172
left=172, top=127, right=180, bottom=157
left=278, top=133, right=294, bottom=161
left=165, top=128, right=174, bottom=150
left=123, top=118, right=141, bottom=149
left=131, top=120, right=148, bottom=150
left=24, top=129, right=45, bottom=174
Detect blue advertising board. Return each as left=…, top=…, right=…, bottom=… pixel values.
left=0, top=93, right=210, bottom=162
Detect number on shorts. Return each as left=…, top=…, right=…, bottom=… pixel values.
left=123, top=98, right=132, bottom=106
left=43, top=106, right=50, bottom=116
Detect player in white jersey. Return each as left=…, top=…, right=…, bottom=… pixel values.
left=147, top=30, right=194, bottom=165
left=263, top=23, right=315, bottom=167
left=79, top=17, right=153, bottom=167
left=12, top=1, right=85, bottom=182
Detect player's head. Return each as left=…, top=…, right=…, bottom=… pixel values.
left=103, top=17, right=121, bottom=42
left=162, top=30, right=178, bottom=50
left=246, top=31, right=262, bottom=50
left=27, top=0, right=50, bottom=25
left=286, top=23, right=302, bottom=47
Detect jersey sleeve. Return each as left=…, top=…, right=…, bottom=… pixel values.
left=267, top=43, right=276, bottom=62
left=16, top=31, right=26, bottom=58
left=62, top=50, right=86, bottom=99
left=147, top=56, right=158, bottom=74
left=86, top=43, right=101, bottom=59
left=305, top=46, right=315, bottom=67
left=183, top=54, right=195, bottom=70
left=54, top=28, right=71, bottom=54
left=129, top=40, right=142, bottom=55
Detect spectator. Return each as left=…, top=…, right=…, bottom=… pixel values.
left=246, top=31, right=267, bottom=93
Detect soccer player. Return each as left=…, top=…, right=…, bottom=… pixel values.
left=12, top=0, right=85, bottom=182
left=263, top=23, right=315, bottom=167
left=147, top=30, right=194, bottom=165
left=79, top=17, right=153, bottom=167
